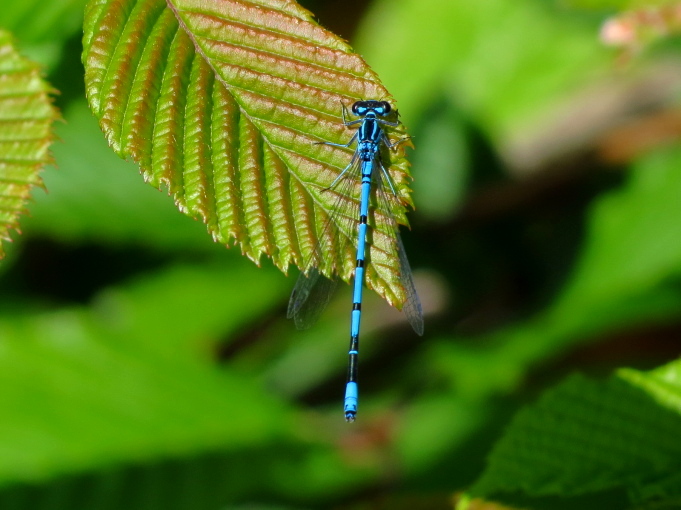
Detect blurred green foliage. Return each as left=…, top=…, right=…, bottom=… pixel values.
left=1, top=0, right=681, bottom=509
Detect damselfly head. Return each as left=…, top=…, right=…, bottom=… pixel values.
left=352, top=100, right=392, bottom=117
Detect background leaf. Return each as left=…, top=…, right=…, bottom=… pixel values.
left=0, top=260, right=291, bottom=486
left=357, top=0, right=609, bottom=160
left=25, top=101, right=213, bottom=249
left=0, top=0, right=86, bottom=71
left=0, top=0, right=85, bottom=45
left=0, top=29, right=58, bottom=259
left=82, top=0, right=416, bottom=308
left=466, top=360, right=681, bottom=506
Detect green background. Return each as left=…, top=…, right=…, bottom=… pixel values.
left=1, top=0, right=681, bottom=508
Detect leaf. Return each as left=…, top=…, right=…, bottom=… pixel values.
left=0, top=455, right=323, bottom=510
left=26, top=101, right=214, bottom=249
left=457, top=495, right=525, bottom=510
left=428, top=146, right=681, bottom=403
left=0, top=261, right=289, bottom=487
left=81, top=0, right=416, bottom=308
left=561, top=0, right=630, bottom=9
left=629, top=470, right=681, bottom=506
left=0, top=29, right=58, bottom=259
left=356, top=0, right=608, bottom=156
left=466, top=360, right=681, bottom=507
left=0, top=259, right=376, bottom=502
left=0, top=0, right=85, bottom=45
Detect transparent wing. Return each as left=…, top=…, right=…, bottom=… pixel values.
left=287, top=155, right=363, bottom=329
left=372, top=153, right=424, bottom=336
left=287, top=267, right=338, bottom=329
left=396, top=232, right=424, bottom=335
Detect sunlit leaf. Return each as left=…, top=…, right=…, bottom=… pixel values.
left=82, top=0, right=416, bottom=308
left=26, top=101, right=214, bottom=249
left=0, top=30, right=58, bottom=259
left=465, top=360, right=681, bottom=507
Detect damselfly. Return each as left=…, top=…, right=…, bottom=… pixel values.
left=288, top=100, right=424, bottom=422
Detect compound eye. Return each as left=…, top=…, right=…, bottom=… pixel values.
left=352, top=101, right=367, bottom=116
left=380, top=101, right=391, bottom=114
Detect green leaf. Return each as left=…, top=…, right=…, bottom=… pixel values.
left=81, top=0, right=416, bottom=309
left=0, top=30, right=58, bottom=260
left=0, top=457, right=315, bottom=510
left=629, top=470, right=681, bottom=506
left=0, top=0, right=85, bottom=45
left=561, top=0, right=628, bottom=9
left=467, top=359, right=681, bottom=506
left=0, top=261, right=289, bottom=487
left=357, top=0, right=608, bottom=150
left=0, top=259, right=378, bottom=502
left=429, top=145, right=681, bottom=404
left=26, top=101, right=215, bottom=249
